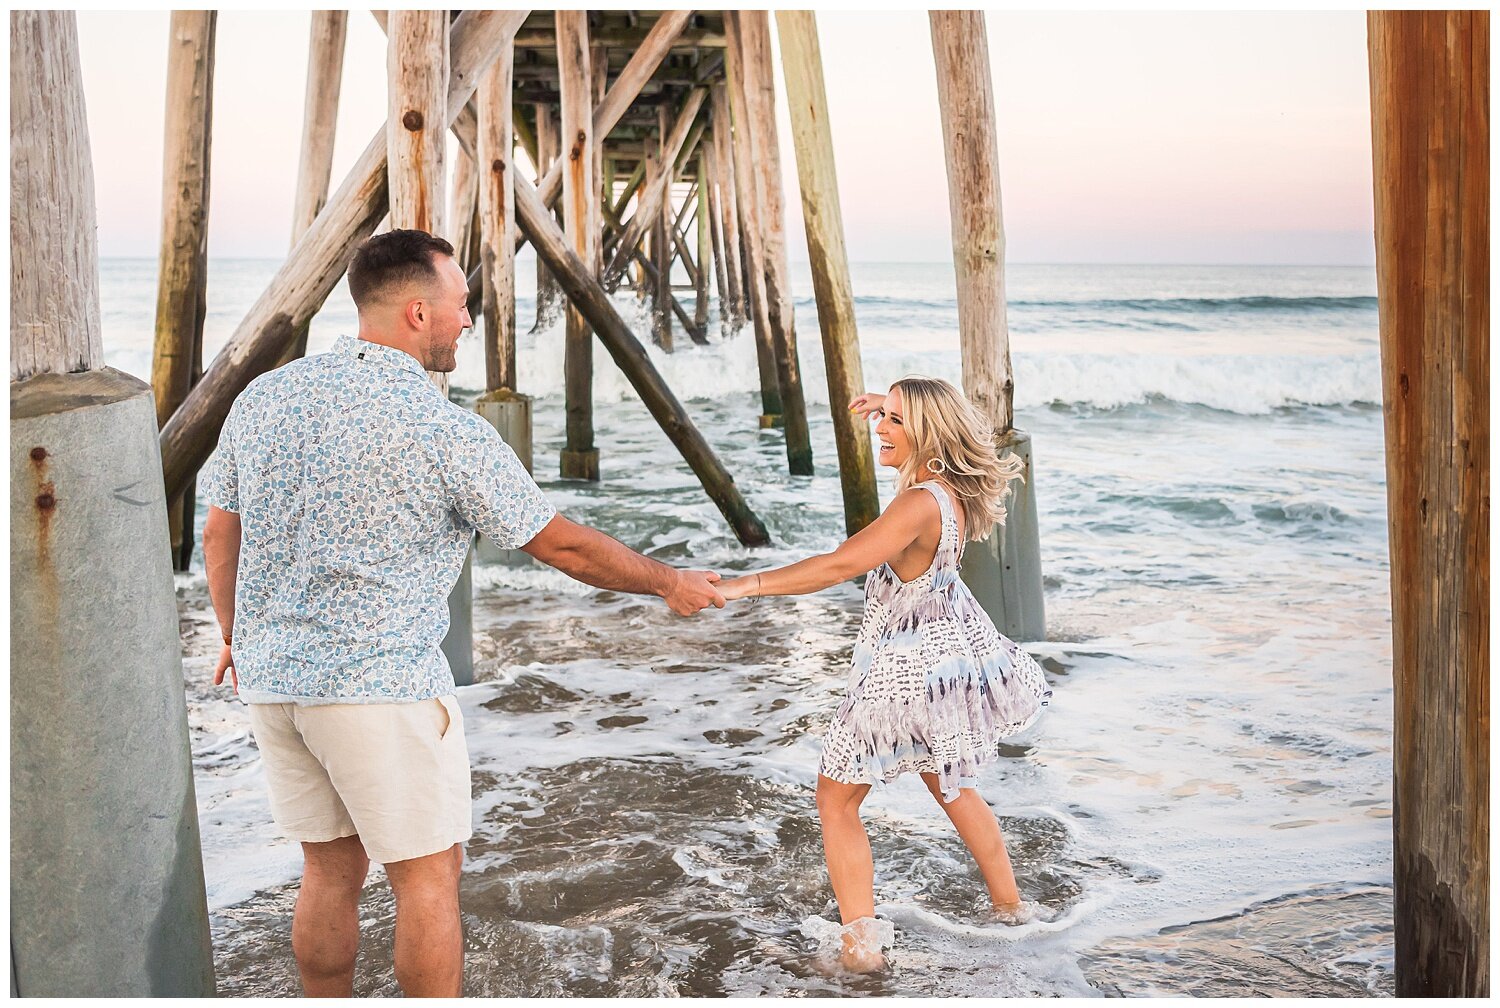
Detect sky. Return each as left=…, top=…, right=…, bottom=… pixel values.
left=76, top=11, right=1375, bottom=265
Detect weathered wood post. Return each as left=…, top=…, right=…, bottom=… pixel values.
left=709, top=85, right=746, bottom=327
left=777, top=11, right=880, bottom=534
left=278, top=9, right=347, bottom=369
left=11, top=11, right=215, bottom=996
left=388, top=10, right=475, bottom=683
left=737, top=11, right=814, bottom=476
left=703, top=140, right=733, bottom=333
left=722, top=14, right=783, bottom=429
left=694, top=154, right=712, bottom=336
left=450, top=147, right=480, bottom=274
left=1368, top=10, right=1490, bottom=997
left=474, top=49, right=533, bottom=566
left=557, top=11, right=600, bottom=481
left=531, top=102, right=564, bottom=330
left=653, top=106, right=675, bottom=350
left=930, top=11, right=1045, bottom=641
left=151, top=10, right=215, bottom=572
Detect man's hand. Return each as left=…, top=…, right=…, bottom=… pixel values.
left=662, top=569, right=726, bottom=615
left=214, top=643, right=238, bottom=693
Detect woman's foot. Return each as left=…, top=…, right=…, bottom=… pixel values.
left=838, top=916, right=893, bottom=973
left=990, top=899, right=1042, bottom=925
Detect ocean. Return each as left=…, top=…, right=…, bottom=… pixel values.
left=101, top=257, right=1394, bottom=996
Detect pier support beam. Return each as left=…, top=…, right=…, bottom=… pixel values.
left=387, top=9, right=468, bottom=682
left=531, top=103, right=564, bottom=330
left=703, top=140, right=732, bottom=333
left=709, top=88, right=745, bottom=328
left=278, top=10, right=346, bottom=369
left=737, top=11, right=813, bottom=476
left=777, top=11, right=880, bottom=534
left=652, top=107, right=674, bottom=350
left=152, top=10, right=216, bottom=571
left=694, top=155, right=712, bottom=336
left=1368, top=10, right=1489, bottom=997
left=930, top=10, right=1045, bottom=642
left=723, top=15, right=783, bottom=428
left=557, top=11, right=600, bottom=481
left=10, top=11, right=215, bottom=996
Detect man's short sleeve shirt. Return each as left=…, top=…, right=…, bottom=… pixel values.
left=200, top=335, right=555, bottom=704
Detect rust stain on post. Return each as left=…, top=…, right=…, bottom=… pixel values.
left=402, top=109, right=424, bottom=131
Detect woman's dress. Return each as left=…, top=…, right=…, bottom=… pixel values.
left=818, top=481, right=1051, bottom=801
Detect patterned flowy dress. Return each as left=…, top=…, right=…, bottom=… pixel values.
left=818, top=480, right=1052, bottom=801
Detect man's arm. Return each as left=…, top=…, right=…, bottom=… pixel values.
left=521, top=513, right=724, bottom=615
left=202, top=505, right=242, bottom=687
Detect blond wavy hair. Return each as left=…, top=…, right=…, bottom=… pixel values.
left=888, top=375, right=1025, bottom=542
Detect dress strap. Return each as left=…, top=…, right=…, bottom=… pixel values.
left=916, top=480, right=957, bottom=557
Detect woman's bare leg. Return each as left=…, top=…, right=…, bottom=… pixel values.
left=920, top=774, right=1022, bottom=909
left=815, top=775, right=885, bottom=970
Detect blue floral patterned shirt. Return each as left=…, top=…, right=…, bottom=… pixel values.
left=201, top=334, right=555, bottom=705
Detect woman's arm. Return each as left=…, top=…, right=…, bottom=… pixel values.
left=721, top=489, right=937, bottom=599
left=848, top=391, right=886, bottom=420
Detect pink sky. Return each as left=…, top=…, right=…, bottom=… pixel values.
left=77, top=11, right=1374, bottom=265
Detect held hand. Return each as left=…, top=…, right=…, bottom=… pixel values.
left=213, top=642, right=238, bottom=693
left=848, top=392, right=887, bottom=420
left=663, top=569, right=726, bottom=615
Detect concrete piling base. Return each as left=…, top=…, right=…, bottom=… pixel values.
left=962, top=428, right=1046, bottom=642
left=10, top=368, right=215, bottom=997
left=474, top=390, right=536, bottom=566
left=442, top=550, right=474, bottom=687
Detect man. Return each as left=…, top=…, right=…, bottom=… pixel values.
left=200, top=229, right=724, bottom=997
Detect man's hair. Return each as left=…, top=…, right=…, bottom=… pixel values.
left=346, top=229, right=455, bottom=310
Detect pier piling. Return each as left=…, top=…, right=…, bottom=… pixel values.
left=1368, top=9, right=1489, bottom=996
left=11, top=11, right=215, bottom=995
left=930, top=10, right=1046, bottom=641
left=151, top=10, right=215, bottom=572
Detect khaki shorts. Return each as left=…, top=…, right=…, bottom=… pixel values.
left=247, top=695, right=472, bottom=865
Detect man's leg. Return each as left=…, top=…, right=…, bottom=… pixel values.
left=292, top=834, right=370, bottom=996
left=383, top=843, right=464, bottom=997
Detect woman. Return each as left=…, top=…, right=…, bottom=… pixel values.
left=720, top=376, right=1051, bottom=972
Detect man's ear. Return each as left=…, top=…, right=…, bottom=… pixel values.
left=406, top=298, right=427, bottom=329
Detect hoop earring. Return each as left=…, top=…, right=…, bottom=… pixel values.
left=926, top=457, right=947, bottom=474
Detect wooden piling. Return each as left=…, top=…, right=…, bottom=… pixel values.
left=387, top=10, right=450, bottom=398
left=776, top=11, right=879, bottom=534
left=159, top=10, right=528, bottom=501
left=722, top=15, right=782, bottom=426
left=513, top=171, right=770, bottom=547
left=151, top=10, right=215, bottom=571
left=449, top=147, right=480, bottom=273
left=653, top=106, right=674, bottom=350
left=736, top=11, right=813, bottom=475
left=557, top=11, right=599, bottom=481
left=478, top=52, right=516, bottom=393
left=703, top=140, right=732, bottom=332
left=694, top=155, right=711, bottom=336
left=930, top=12, right=1012, bottom=434
left=709, top=87, right=745, bottom=326
left=278, top=10, right=346, bottom=369
left=531, top=102, right=564, bottom=329
left=1368, top=10, right=1489, bottom=997
left=930, top=10, right=1045, bottom=642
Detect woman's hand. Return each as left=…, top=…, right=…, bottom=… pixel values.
left=214, top=642, right=238, bottom=692
left=848, top=392, right=887, bottom=420
left=717, top=575, right=759, bottom=601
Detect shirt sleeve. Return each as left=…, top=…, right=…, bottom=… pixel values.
left=199, top=404, right=241, bottom=513
left=440, top=418, right=556, bottom=549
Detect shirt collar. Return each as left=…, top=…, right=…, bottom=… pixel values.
left=334, top=334, right=431, bottom=380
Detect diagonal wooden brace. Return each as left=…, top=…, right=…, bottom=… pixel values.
left=513, top=171, right=769, bottom=546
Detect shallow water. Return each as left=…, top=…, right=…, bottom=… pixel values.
left=127, top=259, right=1393, bottom=996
